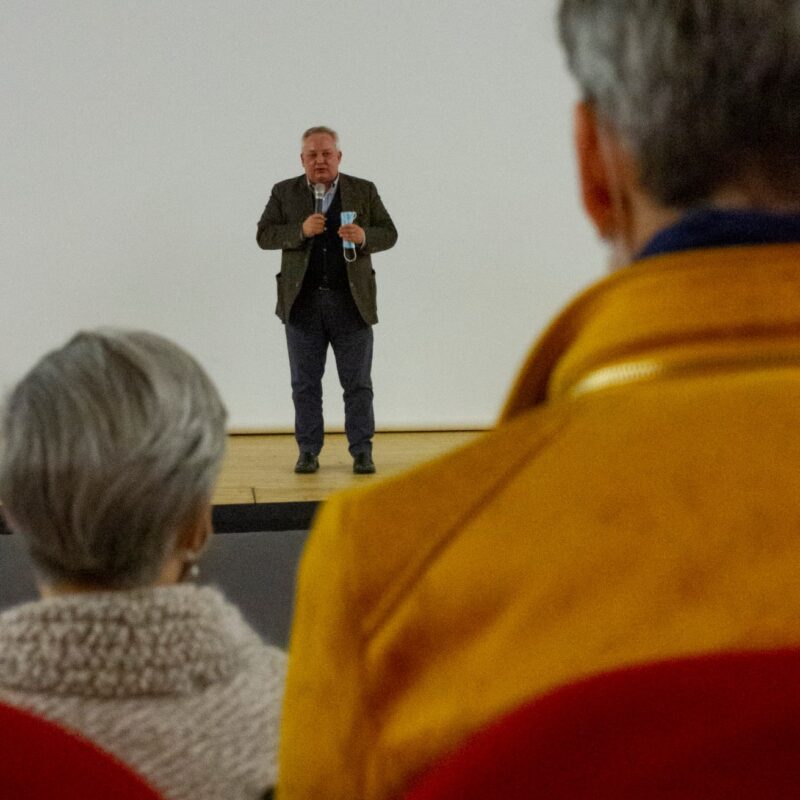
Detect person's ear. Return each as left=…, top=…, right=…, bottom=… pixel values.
left=574, top=101, right=622, bottom=240
left=177, top=503, right=212, bottom=556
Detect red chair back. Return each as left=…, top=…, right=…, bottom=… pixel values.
left=405, top=649, right=800, bottom=799
left=0, top=702, right=163, bottom=799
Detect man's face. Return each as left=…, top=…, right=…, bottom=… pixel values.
left=301, top=133, right=342, bottom=187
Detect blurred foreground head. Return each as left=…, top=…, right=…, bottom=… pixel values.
left=0, top=330, right=227, bottom=589
left=558, top=0, right=800, bottom=262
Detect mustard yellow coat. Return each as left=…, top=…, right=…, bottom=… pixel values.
left=278, top=243, right=800, bottom=800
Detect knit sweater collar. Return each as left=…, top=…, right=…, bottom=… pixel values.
left=0, top=585, right=249, bottom=698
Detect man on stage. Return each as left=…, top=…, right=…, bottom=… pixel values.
left=257, top=126, right=397, bottom=474
left=278, top=3, right=800, bottom=798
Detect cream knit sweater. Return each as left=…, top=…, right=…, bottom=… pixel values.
left=0, top=584, right=286, bottom=800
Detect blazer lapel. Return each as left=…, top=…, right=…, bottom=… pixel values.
left=338, top=173, right=355, bottom=216
left=338, top=174, right=367, bottom=225
left=296, top=175, right=313, bottom=215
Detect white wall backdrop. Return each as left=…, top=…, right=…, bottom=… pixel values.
left=1, top=0, right=604, bottom=430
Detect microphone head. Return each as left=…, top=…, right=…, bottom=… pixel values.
left=313, top=183, right=325, bottom=200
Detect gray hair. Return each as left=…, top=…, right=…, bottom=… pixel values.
left=0, top=329, right=227, bottom=589
left=301, top=126, right=339, bottom=148
left=558, top=0, right=800, bottom=206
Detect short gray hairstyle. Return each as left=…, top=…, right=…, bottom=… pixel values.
left=301, top=126, right=339, bottom=148
left=558, top=0, right=800, bottom=206
left=0, top=329, right=227, bottom=589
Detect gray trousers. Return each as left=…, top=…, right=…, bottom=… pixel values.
left=285, top=288, right=374, bottom=457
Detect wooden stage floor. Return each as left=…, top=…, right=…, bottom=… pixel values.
left=213, top=431, right=483, bottom=505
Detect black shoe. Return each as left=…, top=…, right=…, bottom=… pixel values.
left=294, top=452, right=319, bottom=474
left=353, top=452, right=376, bottom=474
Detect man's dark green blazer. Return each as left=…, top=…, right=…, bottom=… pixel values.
left=256, top=173, right=398, bottom=325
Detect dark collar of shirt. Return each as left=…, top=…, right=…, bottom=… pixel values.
left=637, top=208, right=800, bottom=260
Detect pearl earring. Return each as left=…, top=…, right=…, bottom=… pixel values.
left=183, top=550, right=201, bottom=581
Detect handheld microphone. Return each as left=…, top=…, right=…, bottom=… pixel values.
left=313, top=183, right=325, bottom=214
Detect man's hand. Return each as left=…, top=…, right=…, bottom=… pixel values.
left=339, top=224, right=365, bottom=246
left=302, top=213, right=326, bottom=238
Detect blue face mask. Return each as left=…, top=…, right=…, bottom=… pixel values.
left=341, top=211, right=357, bottom=261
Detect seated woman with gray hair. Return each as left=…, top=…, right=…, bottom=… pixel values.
left=0, top=329, right=286, bottom=800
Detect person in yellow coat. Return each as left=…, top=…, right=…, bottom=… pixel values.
left=278, top=2, right=800, bottom=798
